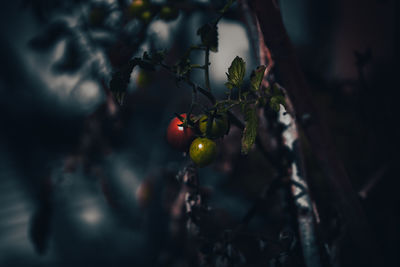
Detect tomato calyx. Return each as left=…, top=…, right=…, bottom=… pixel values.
left=174, top=112, right=196, bottom=130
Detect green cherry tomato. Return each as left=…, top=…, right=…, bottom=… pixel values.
left=140, top=10, right=153, bottom=23
left=136, top=70, right=152, bottom=88
left=159, top=6, right=179, bottom=21
left=189, top=138, right=217, bottom=167
left=199, top=113, right=229, bottom=138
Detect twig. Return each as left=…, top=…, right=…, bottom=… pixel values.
left=204, top=48, right=211, bottom=92
left=358, top=164, right=389, bottom=200
left=278, top=102, right=322, bottom=267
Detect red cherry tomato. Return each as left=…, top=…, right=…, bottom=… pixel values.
left=166, top=113, right=195, bottom=151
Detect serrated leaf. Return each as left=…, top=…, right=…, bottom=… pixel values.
left=197, top=23, right=218, bottom=52
left=225, top=56, right=246, bottom=90
left=225, top=81, right=234, bottom=90
left=250, top=65, right=266, bottom=92
left=109, top=58, right=140, bottom=105
left=241, top=104, right=258, bottom=154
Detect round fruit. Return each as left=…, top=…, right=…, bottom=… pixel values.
left=140, top=10, right=153, bottom=23
left=189, top=137, right=217, bottom=167
left=166, top=114, right=195, bottom=151
left=159, top=6, right=179, bottom=21
left=199, top=113, right=229, bottom=138
left=136, top=70, right=152, bottom=88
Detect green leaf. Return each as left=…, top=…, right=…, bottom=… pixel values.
left=270, top=95, right=285, bottom=112
left=142, top=50, right=165, bottom=65
left=250, top=65, right=266, bottom=92
left=174, top=57, right=191, bottom=76
left=241, top=104, right=258, bottom=154
left=225, top=56, right=246, bottom=90
left=266, top=83, right=286, bottom=112
left=197, top=23, right=218, bottom=52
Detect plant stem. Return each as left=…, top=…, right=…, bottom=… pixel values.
left=204, top=47, right=211, bottom=92
left=190, top=64, right=206, bottom=69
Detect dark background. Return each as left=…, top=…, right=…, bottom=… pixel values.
left=0, top=0, right=398, bottom=266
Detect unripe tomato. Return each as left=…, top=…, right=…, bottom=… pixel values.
left=166, top=114, right=195, bottom=151
left=199, top=113, right=229, bottom=138
left=159, top=6, right=179, bottom=21
left=136, top=70, right=152, bottom=88
left=189, top=137, right=217, bottom=167
left=140, top=10, right=153, bottom=23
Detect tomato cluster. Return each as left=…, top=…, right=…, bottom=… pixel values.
left=166, top=112, right=229, bottom=167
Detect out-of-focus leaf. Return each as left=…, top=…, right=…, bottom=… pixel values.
left=52, top=39, right=85, bottom=73
left=28, top=20, right=71, bottom=52
left=250, top=65, right=266, bottom=92
left=241, top=104, right=258, bottom=154
left=225, top=56, right=245, bottom=90
left=109, top=58, right=140, bottom=105
left=29, top=205, right=52, bottom=255
left=197, top=23, right=218, bottom=52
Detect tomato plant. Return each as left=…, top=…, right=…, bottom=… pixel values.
left=24, top=0, right=363, bottom=265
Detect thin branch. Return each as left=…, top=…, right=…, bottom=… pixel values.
left=204, top=48, right=211, bottom=92
left=358, top=164, right=389, bottom=200
left=278, top=102, right=322, bottom=267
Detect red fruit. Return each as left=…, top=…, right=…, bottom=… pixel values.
left=166, top=114, right=195, bottom=151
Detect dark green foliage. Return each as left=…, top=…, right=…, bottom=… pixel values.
left=241, top=104, right=258, bottom=154
left=225, top=56, right=246, bottom=90
left=197, top=23, right=219, bottom=52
